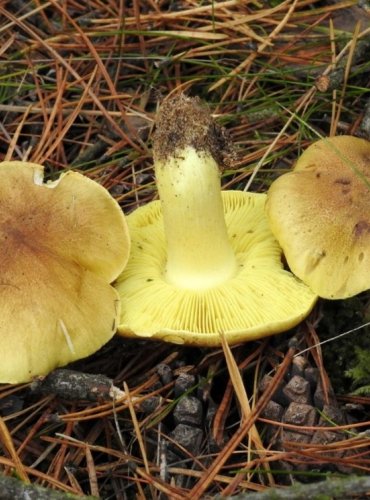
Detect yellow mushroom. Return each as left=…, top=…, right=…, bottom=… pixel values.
left=0, top=161, right=130, bottom=383
left=266, top=135, right=370, bottom=299
left=115, top=95, right=316, bottom=346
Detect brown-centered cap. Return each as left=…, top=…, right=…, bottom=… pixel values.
left=266, top=135, right=370, bottom=299
left=0, top=161, right=130, bottom=382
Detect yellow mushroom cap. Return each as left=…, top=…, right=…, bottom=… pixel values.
left=0, top=161, right=130, bottom=383
left=115, top=191, right=316, bottom=346
left=266, top=135, right=370, bottom=299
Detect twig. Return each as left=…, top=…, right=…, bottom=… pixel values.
left=31, top=369, right=125, bottom=402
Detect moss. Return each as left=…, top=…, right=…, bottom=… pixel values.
left=346, top=346, right=370, bottom=395
left=316, top=296, right=370, bottom=394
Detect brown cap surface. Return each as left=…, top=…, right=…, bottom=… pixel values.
left=266, top=135, right=370, bottom=299
left=0, top=161, right=130, bottom=382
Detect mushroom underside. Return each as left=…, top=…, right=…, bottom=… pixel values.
left=115, top=191, right=317, bottom=346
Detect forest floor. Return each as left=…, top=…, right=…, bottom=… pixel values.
left=1, top=1, right=370, bottom=498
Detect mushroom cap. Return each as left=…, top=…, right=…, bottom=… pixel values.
left=115, top=191, right=316, bottom=346
left=266, top=135, right=370, bottom=299
left=0, top=161, right=130, bottom=383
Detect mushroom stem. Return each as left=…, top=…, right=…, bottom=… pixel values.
left=155, top=147, right=237, bottom=289
left=153, top=94, right=237, bottom=290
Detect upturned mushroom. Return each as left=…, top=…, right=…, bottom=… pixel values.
left=115, top=94, right=316, bottom=346
left=266, top=135, right=370, bottom=299
left=0, top=161, right=130, bottom=383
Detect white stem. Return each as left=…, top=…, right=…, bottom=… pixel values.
left=155, top=146, right=237, bottom=290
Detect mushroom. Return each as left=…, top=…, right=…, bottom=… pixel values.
left=115, top=94, right=316, bottom=346
left=266, top=135, right=370, bottom=299
left=0, top=161, right=130, bottom=383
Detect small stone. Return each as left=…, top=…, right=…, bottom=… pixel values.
left=140, top=396, right=161, bottom=414
left=343, top=403, right=365, bottom=412
left=205, top=399, right=218, bottom=427
left=311, top=429, right=343, bottom=446
left=261, top=400, right=284, bottom=422
left=173, top=396, right=203, bottom=427
left=311, top=427, right=351, bottom=473
left=174, top=373, right=196, bottom=398
left=305, top=367, right=319, bottom=388
left=282, top=429, right=312, bottom=445
left=314, top=380, right=336, bottom=409
left=157, top=364, right=173, bottom=385
left=109, top=184, right=125, bottom=196
left=318, top=404, right=346, bottom=426
left=0, top=395, right=24, bottom=416
left=168, top=424, right=204, bottom=458
left=291, top=355, right=308, bottom=377
left=281, top=403, right=317, bottom=451
left=288, top=336, right=300, bottom=349
left=259, top=374, right=290, bottom=406
left=283, top=375, right=312, bottom=404
left=283, top=402, right=318, bottom=428
left=261, top=400, right=284, bottom=444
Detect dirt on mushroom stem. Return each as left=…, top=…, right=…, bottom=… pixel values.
left=153, top=93, right=235, bottom=170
